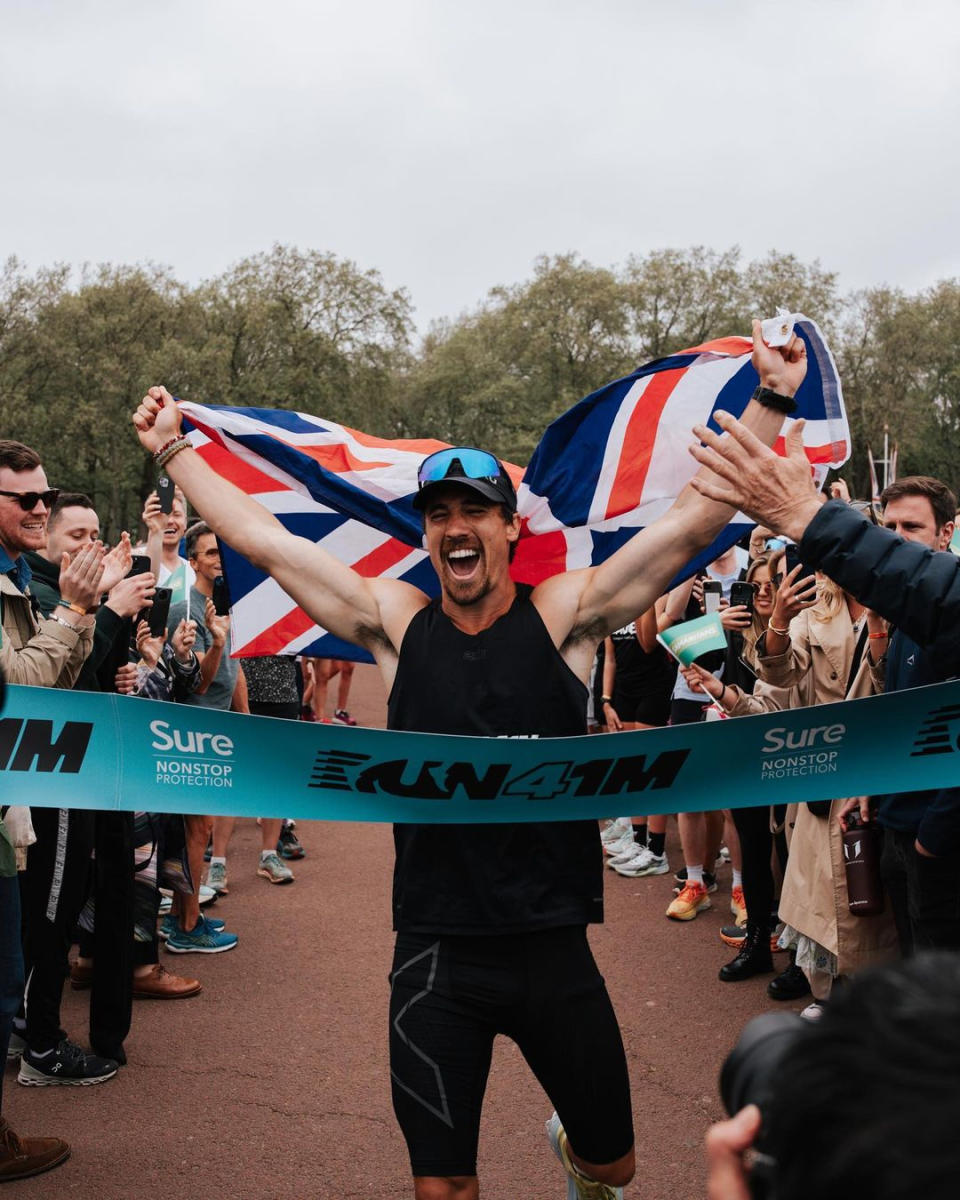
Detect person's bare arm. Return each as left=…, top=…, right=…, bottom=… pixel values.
left=193, top=599, right=228, bottom=696
left=600, top=637, right=621, bottom=730
left=636, top=605, right=658, bottom=654
left=231, top=665, right=249, bottom=714
left=534, top=323, right=807, bottom=661
left=142, top=493, right=166, bottom=579
left=133, top=388, right=426, bottom=661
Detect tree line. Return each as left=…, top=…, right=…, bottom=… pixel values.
left=1, top=244, right=957, bottom=539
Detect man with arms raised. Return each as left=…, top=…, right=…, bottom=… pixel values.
left=133, top=326, right=806, bottom=1200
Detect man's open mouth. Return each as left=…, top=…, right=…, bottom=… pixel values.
left=445, top=547, right=481, bottom=579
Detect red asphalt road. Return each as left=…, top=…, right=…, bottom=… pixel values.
left=5, top=664, right=807, bottom=1199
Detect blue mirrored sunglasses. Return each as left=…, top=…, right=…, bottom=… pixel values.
left=417, top=447, right=504, bottom=488
left=764, top=537, right=787, bottom=552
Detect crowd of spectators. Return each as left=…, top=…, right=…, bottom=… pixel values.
left=1, top=416, right=959, bottom=1193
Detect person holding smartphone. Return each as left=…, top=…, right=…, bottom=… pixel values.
left=659, top=546, right=744, bottom=921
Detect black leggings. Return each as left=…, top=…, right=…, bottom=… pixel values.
left=389, top=926, right=633, bottom=1178
left=731, top=805, right=790, bottom=928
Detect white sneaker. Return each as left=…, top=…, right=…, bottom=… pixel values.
left=546, top=1111, right=623, bottom=1199
left=604, top=839, right=640, bottom=868
left=600, top=818, right=631, bottom=845
left=603, top=831, right=638, bottom=859
left=613, top=848, right=670, bottom=877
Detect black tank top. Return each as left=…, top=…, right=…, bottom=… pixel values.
left=387, top=584, right=603, bottom=934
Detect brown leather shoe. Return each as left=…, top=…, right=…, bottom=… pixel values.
left=131, top=963, right=202, bottom=999
left=69, top=961, right=93, bottom=990
left=0, top=1118, right=70, bottom=1182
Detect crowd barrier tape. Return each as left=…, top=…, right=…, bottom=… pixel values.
left=2, top=681, right=960, bottom=823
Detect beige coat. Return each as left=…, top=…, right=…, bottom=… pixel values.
left=752, top=605, right=898, bottom=973
left=0, top=570, right=92, bottom=689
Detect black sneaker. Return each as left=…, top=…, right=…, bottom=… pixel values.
left=277, top=825, right=305, bottom=860
left=18, top=1040, right=118, bottom=1087
left=672, top=869, right=718, bottom=894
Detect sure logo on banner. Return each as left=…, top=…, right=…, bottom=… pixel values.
left=3, top=681, right=960, bottom=824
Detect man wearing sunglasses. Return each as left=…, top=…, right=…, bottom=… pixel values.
left=133, top=322, right=806, bottom=1200
left=0, top=440, right=106, bottom=1183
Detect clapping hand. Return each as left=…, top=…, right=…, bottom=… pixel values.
left=100, top=532, right=133, bottom=593
left=204, top=597, right=230, bottom=646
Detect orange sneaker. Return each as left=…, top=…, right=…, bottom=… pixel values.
left=666, top=881, right=712, bottom=921
left=730, top=885, right=747, bottom=925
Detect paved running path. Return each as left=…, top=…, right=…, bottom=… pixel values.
left=5, top=664, right=805, bottom=1198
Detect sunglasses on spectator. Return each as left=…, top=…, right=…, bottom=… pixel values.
left=0, top=488, right=60, bottom=511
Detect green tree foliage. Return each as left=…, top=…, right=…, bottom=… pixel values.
left=0, top=244, right=957, bottom=539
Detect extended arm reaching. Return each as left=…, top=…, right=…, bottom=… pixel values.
left=132, top=388, right=424, bottom=657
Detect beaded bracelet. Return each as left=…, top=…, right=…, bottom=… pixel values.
left=155, top=437, right=192, bottom=469
left=767, top=623, right=790, bottom=638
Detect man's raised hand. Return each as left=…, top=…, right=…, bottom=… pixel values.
left=133, top=386, right=182, bottom=453
left=687, top=415, right=824, bottom=541
left=751, top=318, right=807, bottom=397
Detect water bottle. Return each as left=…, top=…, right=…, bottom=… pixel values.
left=842, top=811, right=884, bottom=916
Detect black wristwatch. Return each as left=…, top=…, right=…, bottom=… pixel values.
left=751, top=385, right=798, bottom=415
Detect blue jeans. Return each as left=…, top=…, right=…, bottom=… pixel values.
left=0, top=872, right=25, bottom=1111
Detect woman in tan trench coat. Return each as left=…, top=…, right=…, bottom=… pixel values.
left=754, top=567, right=898, bottom=1005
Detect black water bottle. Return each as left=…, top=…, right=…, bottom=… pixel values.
left=843, top=811, right=884, bottom=916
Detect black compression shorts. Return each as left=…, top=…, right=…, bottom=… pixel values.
left=388, top=925, right=634, bottom=1178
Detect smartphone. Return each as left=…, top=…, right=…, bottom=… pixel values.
left=729, top=581, right=756, bottom=614
left=783, top=544, right=814, bottom=582
left=147, top=587, right=172, bottom=638
left=702, top=579, right=723, bottom=613
left=212, top=574, right=231, bottom=617
left=157, top=475, right=175, bottom=515
left=127, top=554, right=152, bottom=578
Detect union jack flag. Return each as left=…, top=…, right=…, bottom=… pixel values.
left=179, top=316, right=848, bottom=662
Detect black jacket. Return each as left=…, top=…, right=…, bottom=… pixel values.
left=800, top=502, right=960, bottom=854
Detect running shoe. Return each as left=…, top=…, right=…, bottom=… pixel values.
left=206, top=861, right=229, bottom=895
left=603, top=839, right=639, bottom=868
left=158, top=913, right=226, bottom=941
left=165, top=915, right=238, bottom=955
left=257, top=852, right=294, bottom=885
left=600, top=818, right=631, bottom=846
left=18, top=1040, right=118, bottom=1087
left=5, top=1030, right=25, bottom=1062
left=332, top=709, right=357, bottom=726
left=277, top=825, right=305, bottom=860
left=730, top=884, right=747, bottom=925
left=719, top=924, right=785, bottom=952
left=603, top=830, right=638, bottom=859
left=672, top=868, right=718, bottom=894
left=546, top=1112, right=623, bottom=1199
left=612, top=848, right=669, bottom=878
left=666, top=881, right=712, bottom=921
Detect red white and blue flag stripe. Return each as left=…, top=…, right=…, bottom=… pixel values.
left=179, top=315, right=848, bottom=662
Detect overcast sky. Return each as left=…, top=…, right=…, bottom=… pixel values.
left=2, top=0, right=958, bottom=334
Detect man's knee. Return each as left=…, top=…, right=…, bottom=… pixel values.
left=413, top=1176, right=477, bottom=1200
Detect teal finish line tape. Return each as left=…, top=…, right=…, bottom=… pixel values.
left=2, top=682, right=959, bottom=822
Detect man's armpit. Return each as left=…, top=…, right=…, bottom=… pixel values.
left=561, top=616, right=607, bottom=654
